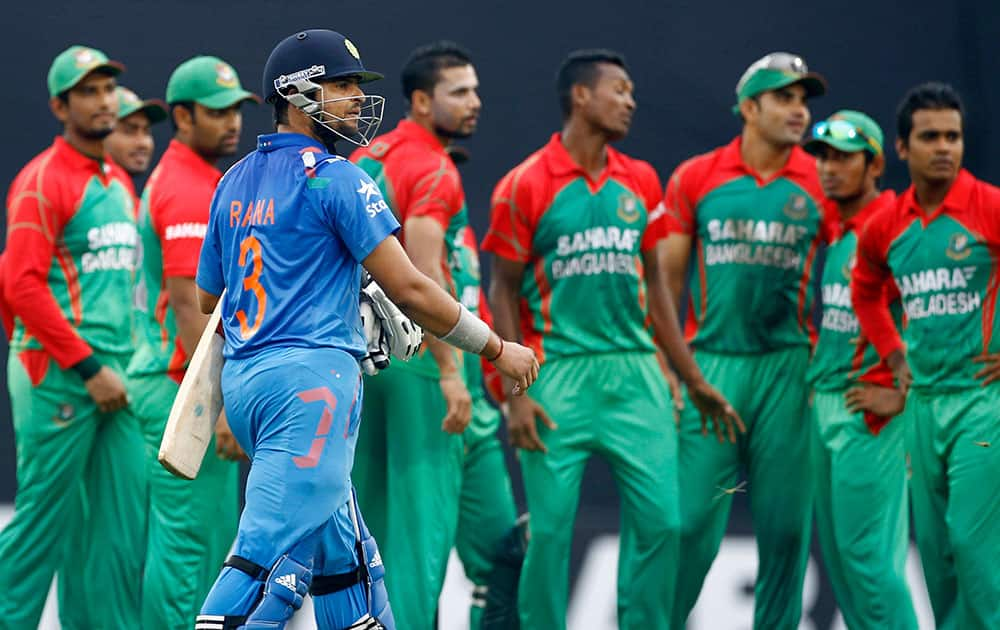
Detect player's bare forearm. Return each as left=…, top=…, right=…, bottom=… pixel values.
left=404, top=216, right=462, bottom=374
left=364, top=237, right=502, bottom=359
left=645, top=244, right=703, bottom=386
left=662, top=233, right=692, bottom=305
left=198, top=287, right=220, bottom=314
left=167, top=276, right=210, bottom=357
left=489, top=256, right=526, bottom=392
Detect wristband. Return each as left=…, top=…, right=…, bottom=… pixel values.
left=438, top=304, right=490, bottom=354
left=72, top=355, right=101, bottom=381
left=487, top=338, right=504, bottom=363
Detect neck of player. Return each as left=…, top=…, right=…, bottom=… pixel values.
left=64, top=127, right=107, bottom=162
left=175, top=132, right=219, bottom=166
left=740, top=127, right=792, bottom=181
left=561, top=118, right=609, bottom=180
left=838, top=187, right=880, bottom=222
left=913, top=173, right=955, bottom=215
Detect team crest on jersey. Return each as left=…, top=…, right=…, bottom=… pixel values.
left=617, top=194, right=640, bottom=224
left=53, top=403, right=75, bottom=427
left=74, top=48, right=97, bottom=68
left=783, top=194, right=809, bottom=220
left=344, top=39, right=361, bottom=60
left=216, top=63, right=238, bottom=88
left=841, top=252, right=856, bottom=281
left=946, top=233, right=972, bottom=260
left=368, top=141, right=390, bottom=158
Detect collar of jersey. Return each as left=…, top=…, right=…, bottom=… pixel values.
left=899, top=168, right=975, bottom=220
left=257, top=132, right=326, bottom=153
left=52, top=135, right=109, bottom=175
left=719, top=136, right=814, bottom=183
left=843, top=190, right=895, bottom=234
left=543, top=133, right=628, bottom=180
left=163, top=139, right=222, bottom=181
left=394, top=119, right=448, bottom=153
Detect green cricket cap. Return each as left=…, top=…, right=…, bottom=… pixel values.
left=733, top=52, right=826, bottom=114
left=166, top=56, right=260, bottom=108
left=804, top=110, right=885, bottom=157
left=116, top=86, right=168, bottom=124
left=47, top=45, right=125, bottom=98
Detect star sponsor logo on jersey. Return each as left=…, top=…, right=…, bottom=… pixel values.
left=617, top=193, right=640, bottom=224
left=344, top=38, right=361, bottom=60
left=215, top=62, right=238, bottom=88
left=946, top=232, right=972, bottom=260
left=782, top=194, right=809, bottom=221
left=358, top=179, right=389, bottom=217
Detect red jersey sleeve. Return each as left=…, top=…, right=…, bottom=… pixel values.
left=154, top=187, right=210, bottom=278
left=632, top=160, right=666, bottom=252
left=482, top=158, right=543, bottom=263
left=4, top=171, right=94, bottom=368
left=662, top=158, right=700, bottom=236
left=403, top=157, right=463, bottom=231
left=851, top=208, right=905, bottom=360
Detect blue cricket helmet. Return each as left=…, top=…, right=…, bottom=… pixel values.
left=262, top=29, right=383, bottom=103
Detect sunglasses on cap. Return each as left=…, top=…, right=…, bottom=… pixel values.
left=811, top=119, right=883, bottom=155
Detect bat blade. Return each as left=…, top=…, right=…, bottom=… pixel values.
left=158, top=301, right=225, bottom=479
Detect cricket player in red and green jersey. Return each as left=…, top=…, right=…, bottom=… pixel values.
left=105, top=85, right=167, bottom=178
left=484, top=49, right=739, bottom=630
left=803, top=110, right=918, bottom=629
left=0, top=45, right=146, bottom=629
left=127, top=55, right=259, bottom=630
left=349, top=41, right=483, bottom=630
left=852, top=83, right=1000, bottom=630
left=661, top=52, right=831, bottom=629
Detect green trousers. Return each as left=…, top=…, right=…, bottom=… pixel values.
left=518, top=352, right=679, bottom=630
left=811, top=390, right=916, bottom=630
left=129, top=372, right=240, bottom=630
left=0, top=352, right=146, bottom=630
left=907, top=387, right=1000, bottom=630
left=353, top=366, right=464, bottom=630
left=456, top=396, right=517, bottom=629
left=673, top=347, right=812, bottom=630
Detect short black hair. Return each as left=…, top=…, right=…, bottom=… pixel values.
left=556, top=49, right=628, bottom=119
left=273, top=97, right=290, bottom=128
left=169, top=102, right=196, bottom=132
left=896, top=82, right=964, bottom=145
left=400, top=41, right=472, bottom=103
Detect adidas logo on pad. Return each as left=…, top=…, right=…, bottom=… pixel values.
left=275, top=573, right=297, bottom=591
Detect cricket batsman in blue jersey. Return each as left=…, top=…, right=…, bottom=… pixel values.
left=191, top=29, right=539, bottom=630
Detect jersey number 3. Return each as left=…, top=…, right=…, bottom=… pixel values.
left=237, top=235, right=267, bottom=339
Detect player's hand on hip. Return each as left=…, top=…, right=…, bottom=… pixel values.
left=689, top=379, right=745, bottom=444
left=507, top=394, right=556, bottom=453
left=215, top=408, right=247, bottom=462
left=84, top=366, right=129, bottom=413
left=440, top=372, right=472, bottom=434
left=887, top=350, right=913, bottom=394
left=971, top=352, right=1000, bottom=386
left=492, top=341, right=539, bottom=395
left=845, top=384, right=906, bottom=417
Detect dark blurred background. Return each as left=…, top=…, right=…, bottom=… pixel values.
left=1, top=1, right=996, bottom=627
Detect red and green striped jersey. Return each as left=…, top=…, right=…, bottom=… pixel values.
left=853, top=170, right=1000, bottom=391
left=128, top=140, right=221, bottom=381
left=663, top=137, right=832, bottom=353
left=807, top=192, right=903, bottom=432
left=482, top=134, right=665, bottom=363
left=3, top=136, right=137, bottom=384
left=350, top=119, right=467, bottom=378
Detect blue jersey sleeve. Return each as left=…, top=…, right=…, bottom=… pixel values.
left=321, top=162, right=400, bottom=262
left=196, top=190, right=225, bottom=296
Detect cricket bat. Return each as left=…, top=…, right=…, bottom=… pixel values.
left=158, top=299, right=225, bottom=480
